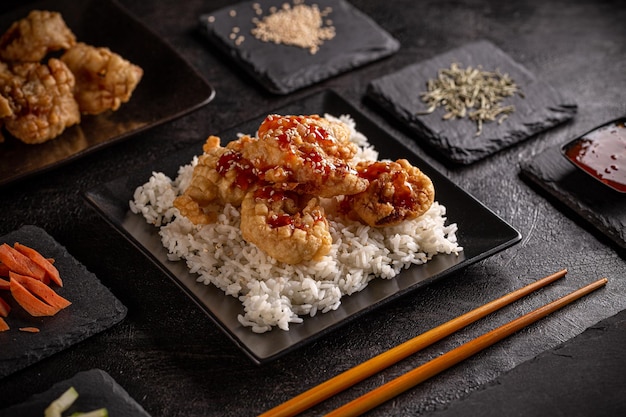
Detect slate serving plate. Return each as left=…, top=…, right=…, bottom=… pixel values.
left=0, top=226, right=128, bottom=378
left=84, top=89, right=521, bottom=364
left=199, top=0, right=399, bottom=94
left=0, top=369, right=151, bottom=417
left=366, top=40, right=577, bottom=165
left=520, top=138, right=626, bottom=250
left=0, top=0, right=215, bottom=188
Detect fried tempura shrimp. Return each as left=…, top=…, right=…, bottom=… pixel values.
left=60, top=42, right=143, bottom=115
left=240, top=186, right=332, bottom=264
left=242, top=115, right=368, bottom=197
left=174, top=135, right=259, bottom=224
left=0, top=10, right=76, bottom=62
left=344, top=159, right=435, bottom=227
left=0, top=58, right=79, bottom=144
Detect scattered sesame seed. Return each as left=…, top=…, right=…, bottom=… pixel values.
left=229, top=9, right=237, bottom=17
left=207, top=15, right=215, bottom=23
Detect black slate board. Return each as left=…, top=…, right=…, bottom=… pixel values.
left=366, top=40, right=577, bottom=165
left=520, top=142, right=626, bottom=249
left=428, top=309, right=626, bottom=417
left=199, top=0, right=399, bottom=94
left=0, top=226, right=127, bottom=378
left=0, top=369, right=151, bottom=417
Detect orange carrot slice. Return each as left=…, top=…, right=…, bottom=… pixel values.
left=19, top=327, right=40, bottom=333
left=0, top=317, right=8, bottom=331
left=9, top=278, right=60, bottom=317
left=0, top=296, right=10, bottom=317
left=9, top=272, right=71, bottom=310
left=0, top=262, right=9, bottom=277
left=0, top=278, right=9, bottom=291
left=0, top=243, right=47, bottom=283
left=13, top=243, right=62, bottom=287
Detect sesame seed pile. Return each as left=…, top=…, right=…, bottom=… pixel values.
left=250, top=1, right=335, bottom=54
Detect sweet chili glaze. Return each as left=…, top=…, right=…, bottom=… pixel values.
left=357, top=161, right=417, bottom=208
left=216, top=149, right=258, bottom=191
left=253, top=186, right=324, bottom=229
left=563, top=118, right=626, bottom=193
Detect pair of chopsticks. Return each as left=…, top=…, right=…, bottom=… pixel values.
left=259, top=269, right=608, bottom=417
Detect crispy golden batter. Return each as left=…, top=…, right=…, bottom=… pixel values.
left=0, top=10, right=76, bottom=63
left=240, top=187, right=332, bottom=264
left=345, top=159, right=435, bottom=227
left=0, top=58, right=79, bottom=144
left=60, top=42, right=143, bottom=115
left=242, top=115, right=368, bottom=197
left=173, top=135, right=259, bottom=224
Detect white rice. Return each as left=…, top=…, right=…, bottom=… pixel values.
left=130, top=114, right=462, bottom=333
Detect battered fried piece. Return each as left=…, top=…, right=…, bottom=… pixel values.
left=0, top=58, right=80, bottom=144
left=242, top=115, right=368, bottom=197
left=240, top=186, right=332, bottom=264
left=0, top=10, right=76, bottom=63
left=60, top=42, right=143, bottom=115
left=174, top=135, right=259, bottom=224
left=345, top=159, right=435, bottom=227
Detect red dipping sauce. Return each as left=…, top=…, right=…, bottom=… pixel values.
left=562, top=118, right=626, bottom=193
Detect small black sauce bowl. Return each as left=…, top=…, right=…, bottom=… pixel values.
left=561, top=117, right=626, bottom=194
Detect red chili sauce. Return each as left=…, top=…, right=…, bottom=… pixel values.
left=563, top=119, right=626, bottom=193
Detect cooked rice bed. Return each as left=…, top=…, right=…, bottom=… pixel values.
left=130, top=115, right=462, bottom=333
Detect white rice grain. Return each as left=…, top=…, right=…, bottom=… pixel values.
left=130, top=115, right=463, bottom=332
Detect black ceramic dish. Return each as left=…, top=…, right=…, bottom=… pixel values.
left=561, top=117, right=626, bottom=194
left=0, top=226, right=127, bottom=378
left=199, top=0, right=399, bottom=94
left=0, top=369, right=151, bottom=417
left=84, top=90, right=521, bottom=364
left=0, top=0, right=215, bottom=188
left=366, top=40, right=577, bottom=165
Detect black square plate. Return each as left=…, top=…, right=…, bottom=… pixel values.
left=0, top=0, right=215, bottom=188
left=366, top=40, right=577, bottom=165
left=199, top=0, right=399, bottom=94
left=84, top=90, right=521, bottom=364
left=0, top=226, right=127, bottom=378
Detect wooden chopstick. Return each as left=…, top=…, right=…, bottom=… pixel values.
left=259, top=269, right=568, bottom=417
left=326, top=277, right=608, bottom=417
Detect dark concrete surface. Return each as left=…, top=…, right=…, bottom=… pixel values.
left=0, top=1, right=624, bottom=416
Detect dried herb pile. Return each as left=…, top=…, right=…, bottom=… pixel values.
left=419, top=63, right=523, bottom=135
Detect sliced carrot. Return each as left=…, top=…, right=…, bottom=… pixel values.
left=9, top=278, right=60, bottom=317
left=19, top=327, right=40, bottom=333
left=0, top=317, right=8, bottom=331
left=14, top=242, right=62, bottom=287
left=9, top=272, right=71, bottom=310
left=0, top=278, right=9, bottom=291
left=0, top=296, right=10, bottom=317
left=0, top=243, right=47, bottom=283
left=0, top=262, right=9, bottom=277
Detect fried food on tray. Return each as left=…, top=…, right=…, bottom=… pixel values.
left=172, top=115, right=437, bottom=264
left=0, top=10, right=76, bottom=63
left=60, top=42, right=143, bottom=115
left=243, top=115, right=368, bottom=197
left=240, top=187, right=332, bottom=264
left=0, top=10, right=143, bottom=145
left=343, top=159, right=435, bottom=227
left=0, top=58, right=79, bottom=144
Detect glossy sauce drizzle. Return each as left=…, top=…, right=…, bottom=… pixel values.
left=564, top=119, right=626, bottom=192
left=358, top=161, right=416, bottom=208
